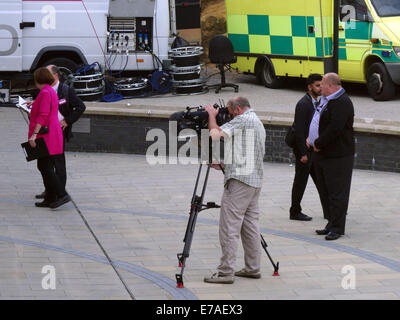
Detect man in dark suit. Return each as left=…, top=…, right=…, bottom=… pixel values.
left=308, top=73, right=355, bottom=241
left=290, top=74, right=329, bottom=221
left=35, top=65, right=86, bottom=199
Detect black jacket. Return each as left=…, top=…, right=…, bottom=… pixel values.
left=293, top=93, right=315, bottom=157
left=314, top=91, right=355, bottom=158
left=57, top=82, right=86, bottom=141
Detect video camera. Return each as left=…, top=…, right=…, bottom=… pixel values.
left=169, top=102, right=232, bottom=135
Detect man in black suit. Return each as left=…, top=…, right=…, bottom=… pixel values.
left=35, top=65, right=86, bottom=199
left=308, top=73, right=355, bottom=241
left=290, top=74, right=329, bottom=221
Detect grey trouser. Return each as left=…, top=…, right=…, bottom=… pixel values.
left=217, top=179, right=262, bottom=275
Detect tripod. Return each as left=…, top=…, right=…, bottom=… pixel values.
left=175, top=163, right=280, bottom=288
left=176, top=164, right=216, bottom=288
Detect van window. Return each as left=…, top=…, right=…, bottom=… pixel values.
left=371, top=0, right=400, bottom=17
left=340, top=0, right=370, bottom=21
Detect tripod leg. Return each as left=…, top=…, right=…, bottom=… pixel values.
left=176, top=268, right=185, bottom=288
left=176, top=204, right=199, bottom=288
left=176, top=165, right=212, bottom=288
left=260, top=234, right=280, bottom=276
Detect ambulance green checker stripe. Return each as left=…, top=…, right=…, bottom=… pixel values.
left=339, top=21, right=400, bottom=62
left=227, top=14, right=333, bottom=58
left=229, top=15, right=400, bottom=63
left=343, top=21, right=370, bottom=40
left=338, top=21, right=370, bottom=61
left=373, top=50, right=400, bottom=62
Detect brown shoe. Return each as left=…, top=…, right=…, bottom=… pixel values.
left=235, top=268, right=261, bottom=279
left=204, top=273, right=234, bottom=284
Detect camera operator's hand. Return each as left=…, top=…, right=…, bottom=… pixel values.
left=205, top=104, right=225, bottom=139
left=205, top=105, right=219, bottom=118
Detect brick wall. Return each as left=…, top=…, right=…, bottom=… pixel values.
left=67, top=115, right=400, bottom=174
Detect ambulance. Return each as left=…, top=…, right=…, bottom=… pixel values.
left=0, top=0, right=173, bottom=76
left=225, top=0, right=400, bottom=101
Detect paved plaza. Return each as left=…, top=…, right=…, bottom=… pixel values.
left=1, top=106, right=400, bottom=300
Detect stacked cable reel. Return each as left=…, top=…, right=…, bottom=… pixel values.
left=113, top=77, right=150, bottom=98
left=168, top=46, right=207, bottom=95
left=67, top=62, right=105, bottom=101
left=112, top=70, right=172, bottom=98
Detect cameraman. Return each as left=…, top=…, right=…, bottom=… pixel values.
left=204, top=97, right=266, bottom=284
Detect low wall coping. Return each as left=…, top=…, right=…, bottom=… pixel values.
left=84, top=102, right=400, bottom=136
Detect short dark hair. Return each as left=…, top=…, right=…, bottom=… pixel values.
left=34, top=67, right=55, bottom=85
left=306, top=73, right=323, bottom=86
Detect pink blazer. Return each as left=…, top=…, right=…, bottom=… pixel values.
left=28, top=85, right=63, bottom=155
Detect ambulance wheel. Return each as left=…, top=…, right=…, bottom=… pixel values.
left=42, top=58, right=78, bottom=81
left=258, top=60, right=284, bottom=89
left=367, top=62, right=396, bottom=101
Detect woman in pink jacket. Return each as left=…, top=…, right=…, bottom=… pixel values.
left=28, top=67, right=71, bottom=208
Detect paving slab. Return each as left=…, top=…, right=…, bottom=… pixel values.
left=1, top=106, right=400, bottom=300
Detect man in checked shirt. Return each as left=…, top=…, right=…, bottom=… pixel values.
left=203, top=97, right=266, bottom=284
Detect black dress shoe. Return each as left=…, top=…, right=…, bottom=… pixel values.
left=325, top=232, right=341, bottom=241
left=316, top=228, right=329, bottom=235
left=49, top=195, right=71, bottom=209
left=35, top=191, right=47, bottom=199
left=35, top=200, right=50, bottom=208
left=290, top=213, right=312, bottom=221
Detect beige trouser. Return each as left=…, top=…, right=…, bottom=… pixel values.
left=217, top=179, right=262, bottom=275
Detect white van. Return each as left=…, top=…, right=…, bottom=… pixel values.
left=0, top=0, right=172, bottom=74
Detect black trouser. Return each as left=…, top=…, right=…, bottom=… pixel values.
left=37, top=155, right=67, bottom=202
left=313, top=154, right=354, bottom=235
left=290, top=150, right=329, bottom=218
left=54, top=153, right=67, bottom=188
left=53, top=133, right=67, bottom=188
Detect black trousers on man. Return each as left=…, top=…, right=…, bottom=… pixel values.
left=53, top=133, right=67, bottom=188
left=290, top=150, right=329, bottom=219
left=313, top=154, right=354, bottom=235
left=37, top=155, right=67, bottom=202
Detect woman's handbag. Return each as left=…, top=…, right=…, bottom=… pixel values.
left=21, top=138, right=49, bottom=162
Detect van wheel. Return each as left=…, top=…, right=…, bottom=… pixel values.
left=367, top=62, right=396, bottom=101
left=258, top=60, right=284, bottom=89
left=42, top=57, right=79, bottom=81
